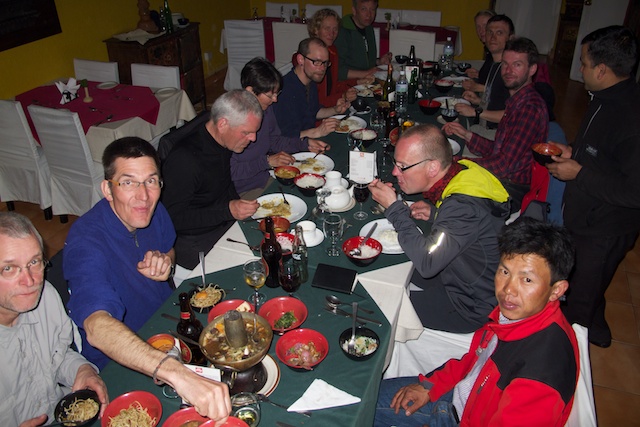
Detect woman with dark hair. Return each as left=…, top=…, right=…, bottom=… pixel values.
left=307, top=8, right=373, bottom=107
left=231, top=57, right=329, bottom=198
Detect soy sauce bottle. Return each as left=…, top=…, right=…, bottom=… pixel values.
left=261, top=217, right=282, bottom=288
left=177, top=292, right=205, bottom=365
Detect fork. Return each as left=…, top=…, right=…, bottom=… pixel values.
left=278, top=185, right=290, bottom=206
left=257, top=393, right=311, bottom=417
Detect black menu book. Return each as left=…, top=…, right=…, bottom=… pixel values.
left=311, top=263, right=358, bottom=294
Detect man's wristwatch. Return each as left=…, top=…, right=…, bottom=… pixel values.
left=474, top=106, right=483, bottom=124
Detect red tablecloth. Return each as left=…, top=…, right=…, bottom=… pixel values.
left=259, top=17, right=457, bottom=62
left=15, top=81, right=160, bottom=143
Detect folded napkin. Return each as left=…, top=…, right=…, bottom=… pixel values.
left=113, top=28, right=164, bottom=45
left=288, top=379, right=361, bottom=412
left=55, top=78, right=80, bottom=104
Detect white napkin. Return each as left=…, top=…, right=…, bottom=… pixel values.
left=113, top=28, right=164, bottom=45
left=288, top=379, right=361, bottom=412
left=55, top=78, right=80, bottom=104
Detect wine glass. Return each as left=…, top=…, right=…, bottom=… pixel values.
left=243, top=259, right=266, bottom=309
left=231, top=392, right=261, bottom=427
left=323, top=213, right=344, bottom=256
left=370, top=109, right=384, bottom=139
left=353, top=182, right=370, bottom=220
left=278, top=258, right=301, bottom=297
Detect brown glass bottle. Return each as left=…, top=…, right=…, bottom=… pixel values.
left=177, top=292, right=206, bottom=365
left=382, top=63, right=394, bottom=102
left=261, top=217, right=282, bottom=288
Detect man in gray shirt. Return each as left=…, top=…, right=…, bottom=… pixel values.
left=0, top=212, right=108, bottom=427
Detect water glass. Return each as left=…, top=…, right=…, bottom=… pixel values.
left=323, top=213, right=344, bottom=256
left=231, top=392, right=261, bottom=427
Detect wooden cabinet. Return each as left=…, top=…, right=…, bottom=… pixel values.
left=104, top=23, right=205, bottom=108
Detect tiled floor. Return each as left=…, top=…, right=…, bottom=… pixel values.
left=3, top=62, right=638, bottom=426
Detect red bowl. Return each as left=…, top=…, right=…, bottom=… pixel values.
left=418, top=99, right=441, bottom=115
left=101, top=391, right=162, bottom=427
left=162, top=407, right=209, bottom=427
left=294, top=173, right=326, bottom=197
left=258, top=216, right=290, bottom=234
left=532, top=143, right=562, bottom=165
left=207, top=299, right=255, bottom=324
left=146, top=333, right=192, bottom=363
left=201, top=417, right=250, bottom=427
left=275, top=328, right=329, bottom=370
left=258, top=296, right=308, bottom=333
left=342, top=236, right=383, bottom=266
left=274, top=165, right=300, bottom=185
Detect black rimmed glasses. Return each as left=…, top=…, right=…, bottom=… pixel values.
left=1, top=258, right=49, bottom=280
left=108, top=178, right=164, bottom=191
left=393, top=158, right=434, bottom=173
left=300, top=54, right=331, bottom=68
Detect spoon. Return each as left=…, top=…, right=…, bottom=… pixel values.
left=226, top=238, right=259, bottom=251
left=198, top=251, right=207, bottom=287
left=350, top=222, right=377, bottom=256
left=347, top=302, right=358, bottom=355
left=325, top=294, right=375, bottom=314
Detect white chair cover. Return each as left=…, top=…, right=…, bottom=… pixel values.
left=73, top=58, right=120, bottom=83
left=272, top=22, right=309, bottom=71
left=0, top=100, right=52, bottom=210
left=131, top=63, right=181, bottom=90
left=305, top=4, right=342, bottom=18
left=401, top=10, right=441, bottom=26
left=223, top=20, right=266, bottom=91
left=27, top=105, right=103, bottom=217
left=389, top=29, right=436, bottom=62
left=266, top=2, right=299, bottom=20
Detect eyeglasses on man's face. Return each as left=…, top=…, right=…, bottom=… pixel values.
left=1, top=258, right=49, bottom=280
left=300, top=54, right=331, bottom=68
left=393, top=158, right=433, bottom=173
left=108, top=177, right=164, bottom=191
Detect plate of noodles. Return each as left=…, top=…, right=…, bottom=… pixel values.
left=189, top=283, right=226, bottom=313
left=253, top=194, right=307, bottom=222
left=55, top=389, right=100, bottom=427
left=101, top=391, right=162, bottom=427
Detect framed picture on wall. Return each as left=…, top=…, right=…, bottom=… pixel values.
left=0, top=0, right=62, bottom=52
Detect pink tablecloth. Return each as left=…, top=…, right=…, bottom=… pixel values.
left=15, top=81, right=160, bottom=143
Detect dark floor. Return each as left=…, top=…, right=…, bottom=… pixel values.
left=4, top=62, right=639, bottom=426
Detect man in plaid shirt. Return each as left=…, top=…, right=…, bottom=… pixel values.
left=444, top=37, right=548, bottom=212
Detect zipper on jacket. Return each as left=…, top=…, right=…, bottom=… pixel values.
left=131, top=230, right=139, bottom=248
left=476, top=374, right=490, bottom=394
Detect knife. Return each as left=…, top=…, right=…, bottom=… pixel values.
left=324, top=307, right=383, bottom=327
left=276, top=422, right=297, bottom=427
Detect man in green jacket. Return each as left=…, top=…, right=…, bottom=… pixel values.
left=334, top=0, right=392, bottom=80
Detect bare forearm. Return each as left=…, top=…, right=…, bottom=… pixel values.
left=481, top=109, right=504, bottom=124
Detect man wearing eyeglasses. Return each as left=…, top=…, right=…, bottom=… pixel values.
left=64, top=137, right=232, bottom=423
left=273, top=37, right=350, bottom=139
left=0, top=212, right=108, bottom=427
left=369, top=125, right=510, bottom=333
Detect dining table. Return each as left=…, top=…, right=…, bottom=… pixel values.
left=90, top=79, right=469, bottom=427
left=15, top=80, right=197, bottom=163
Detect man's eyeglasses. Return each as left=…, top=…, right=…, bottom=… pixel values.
left=108, top=178, right=164, bottom=191
left=1, top=258, right=49, bottom=280
left=262, top=91, right=281, bottom=101
left=300, top=54, right=331, bottom=68
left=393, top=158, right=433, bottom=173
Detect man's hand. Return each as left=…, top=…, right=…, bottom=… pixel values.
left=19, top=415, right=48, bottom=427
left=461, top=90, right=481, bottom=105
left=311, top=118, right=339, bottom=138
left=377, top=52, right=393, bottom=65
left=390, top=383, right=431, bottom=416
left=73, top=364, right=109, bottom=418
left=333, top=97, right=350, bottom=115
left=229, top=199, right=259, bottom=220
left=465, top=68, right=479, bottom=79
left=442, top=122, right=472, bottom=142
left=307, top=139, right=330, bottom=153
left=357, top=75, right=375, bottom=85
left=343, top=87, right=357, bottom=102
left=462, top=80, right=484, bottom=93
left=267, top=151, right=295, bottom=168
left=548, top=141, right=572, bottom=158
left=137, top=250, right=173, bottom=281
left=455, top=103, right=475, bottom=117
left=368, top=179, right=397, bottom=209
left=409, top=200, right=432, bottom=221
left=547, top=156, right=582, bottom=181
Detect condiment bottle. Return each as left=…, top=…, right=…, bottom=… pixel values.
left=408, top=45, right=416, bottom=66
left=163, top=0, right=174, bottom=33
left=177, top=292, right=206, bottom=365
left=292, top=225, right=308, bottom=282
left=261, top=217, right=282, bottom=288
left=382, top=63, right=394, bottom=102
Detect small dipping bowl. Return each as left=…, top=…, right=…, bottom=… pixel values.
left=147, top=333, right=192, bottom=363
left=441, top=109, right=459, bottom=122
left=274, top=165, right=300, bottom=186
left=418, top=99, right=441, bottom=115
left=338, top=326, right=380, bottom=361
left=434, top=79, right=454, bottom=94
left=259, top=216, right=290, bottom=234
left=349, top=128, right=378, bottom=149
left=294, top=173, right=326, bottom=197
left=342, top=236, right=382, bottom=266
left=532, top=143, right=562, bottom=165
left=55, top=389, right=100, bottom=427
left=352, top=97, right=369, bottom=112
left=395, top=55, right=409, bottom=64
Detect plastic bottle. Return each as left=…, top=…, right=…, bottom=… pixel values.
left=261, top=217, right=282, bottom=288
left=382, top=63, right=394, bottom=102
left=395, top=69, right=408, bottom=114
left=163, top=0, right=174, bottom=33
left=177, top=292, right=205, bottom=365
left=292, top=225, right=308, bottom=283
left=443, top=37, right=455, bottom=71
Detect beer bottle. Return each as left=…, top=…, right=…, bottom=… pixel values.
left=177, top=292, right=205, bottom=365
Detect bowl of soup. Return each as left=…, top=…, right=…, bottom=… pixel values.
left=274, top=166, right=300, bottom=186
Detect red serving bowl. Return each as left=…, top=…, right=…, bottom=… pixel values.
left=532, top=143, right=562, bottom=165
left=275, top=328, right=329, bottom=370
left=258, top=216, right=290, bottom=234
left=389, top=127, right=400, bottom=146
left=162, top=407, right=209, bottom=427
left=101, top=391, right=162, bottom=427
left=342, top=236, right=383, bottom=266
left=258, top=296, right=308, bottom=333
left=418, top=99, right=442, bottom=115
left=201, top=417, right=250, bottom=427
left=261, top=232, right=294, bottom=254
left=207, top=299, right=255, bottom=323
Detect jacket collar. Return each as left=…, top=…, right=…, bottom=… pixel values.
left=486, top=300, right=563, bottom=342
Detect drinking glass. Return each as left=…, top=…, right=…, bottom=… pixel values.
left=231, top=392, right=261, bottom=427
left=353, top=183, right=370, bottom=220
left=278, top=258, right=301, bottom=296
left=243, top=259, right=266, bottom=309
left=323, top=213, right=344, bottom=256
left=370, top=109, right=384, bottom=139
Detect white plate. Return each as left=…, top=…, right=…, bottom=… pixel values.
left=327, top=197, right=356, bottom=213
left=305, top=229, right=325, bottom=247
left=257, top=354, right=280, bottom=396
left=440, top=76, right=470, bottom=87
left=330, top=115, right=367, bottom=133
left=437, top=115, right=459, bottom=125
left=448, top=138, right=461, bottom=155
left=349, top=105, right=371, bottom=115
left=254, top=194, right=307, bottom=222
left=292, top=152, right=334, bottom=175
left=360, top=219, right=403, bottom=254
left=155, top=87, right=178, bottom=95
left=353, top=84, right=374, bottom=97
left=97, top=81, right=118, bottom=90
left=433, top=96, right=470, bottom=107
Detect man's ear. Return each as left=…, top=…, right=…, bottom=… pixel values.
left=101, top=180, right=113, bottom=201
left=295, top=52, right=304, bottom=67
left=549, top=279, right=569, bottom=302
left=528, top=63, right=538, bottom=79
